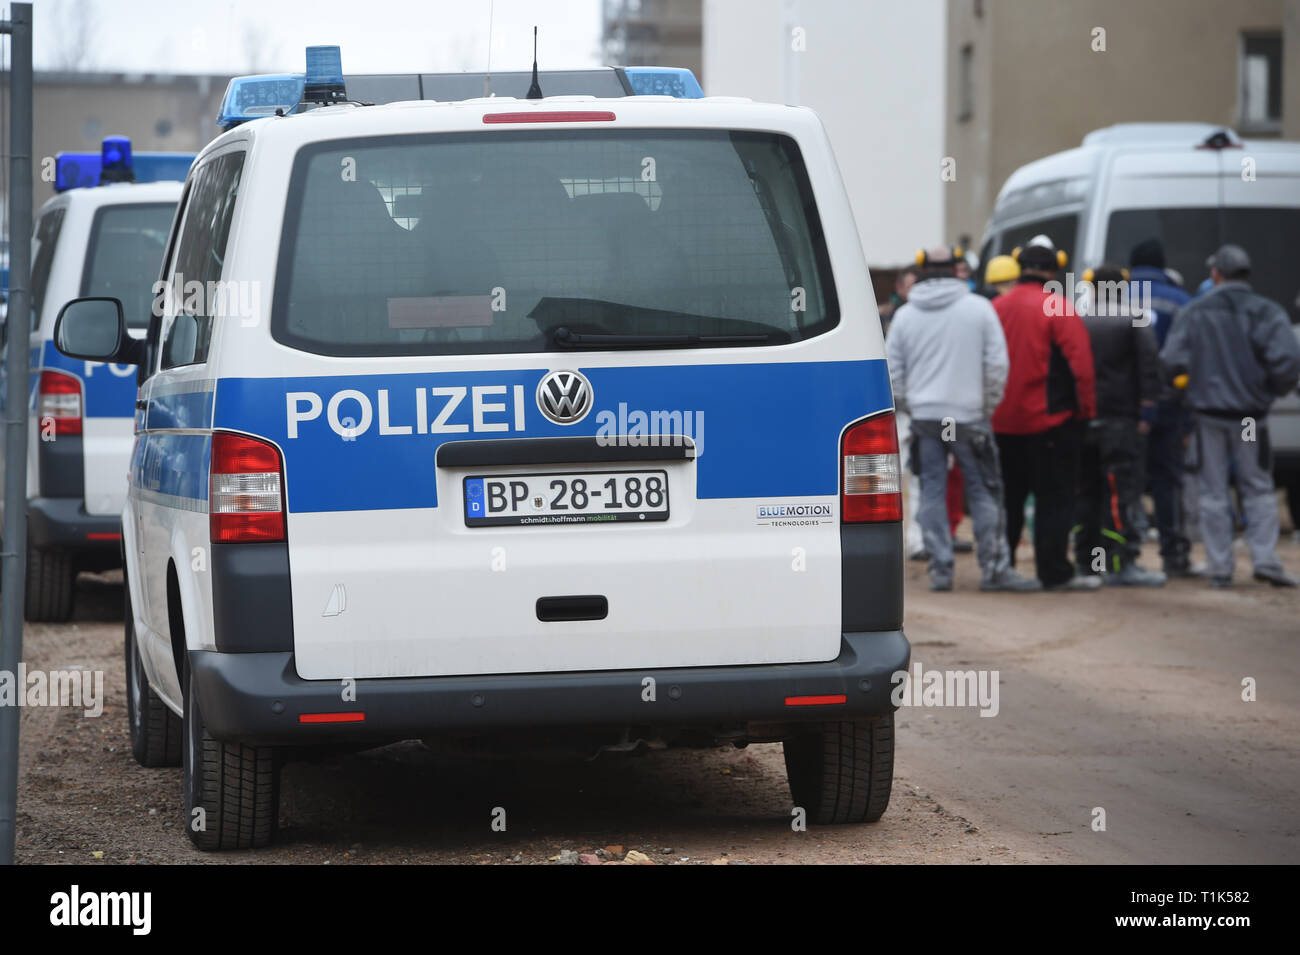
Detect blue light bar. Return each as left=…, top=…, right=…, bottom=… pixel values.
left=305, top=45, right=344, bottom=88
left=622, top=67, right=703, bottom=98
left=303, top=45, right=347, bottom=104
left=216, top=57, right=705, bottom=130
left=216, top=73, right=306, bottom=130
left=55, top=148, right=195, bottom=192
left=100, top=135, right=132, bottom=180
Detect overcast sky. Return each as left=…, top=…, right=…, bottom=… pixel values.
left=28, top=0, right=604, bottom=75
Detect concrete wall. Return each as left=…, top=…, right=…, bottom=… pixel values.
left=1285, top=0, right=1300, bottom=139
left=946, top=0, right=1289, bottom=246
left=29, top=73, right=231, bottom=211
left=604, top=0, right=705, bottom=82
left=704, top=0, right=947, bottom=268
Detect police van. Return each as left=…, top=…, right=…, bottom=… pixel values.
left=54, top=48, right=908, bottom=848
left=977, top=122, right=1300, bottom=496
left=4, top=139, right=191, bottom=621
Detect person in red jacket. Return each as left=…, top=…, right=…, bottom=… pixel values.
left=992, top=235, right=1099, bottom=590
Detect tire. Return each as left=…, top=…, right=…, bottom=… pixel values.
left=183, top=665, right=280, bottom=850
left=25, top=542, right=74, bottom=622
left=125, top=579, right=182, bottom=767
left=783, top=714, right=895, bottom=824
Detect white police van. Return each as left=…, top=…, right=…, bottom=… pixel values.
left=2, top=139, right=190, bottom=621
left=54, top=49, right=908, bottom=849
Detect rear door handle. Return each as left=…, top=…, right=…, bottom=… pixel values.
left=537, top=595, right=608, bottom=622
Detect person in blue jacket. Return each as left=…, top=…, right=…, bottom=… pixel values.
left=1129, top=238, right=1195, bottom=576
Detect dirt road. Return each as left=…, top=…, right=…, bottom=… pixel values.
left=11, top=537, right=1299, bottom=864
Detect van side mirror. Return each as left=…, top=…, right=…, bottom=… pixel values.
left=53, top=297, right=143, bottom=365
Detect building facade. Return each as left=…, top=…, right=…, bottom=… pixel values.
left=703, top=0, right=947, bottom=271
left=603, top=0, right=704, bottom=81
left=27, top=71, right=232, bottom=209
left=946, top=0, right=1299, bottom=249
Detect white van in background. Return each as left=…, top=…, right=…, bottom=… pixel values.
left=978, top=123, right=1300, bottom=499
left=0, top=142, right=189, bottom=621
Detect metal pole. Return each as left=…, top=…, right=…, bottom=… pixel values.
left=0, top=1, right=33, bottom=866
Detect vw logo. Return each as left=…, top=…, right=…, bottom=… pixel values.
left=536, top=370, right=593, bottom=425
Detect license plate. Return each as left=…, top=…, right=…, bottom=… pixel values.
left=463, top=470, right=669, bottom=526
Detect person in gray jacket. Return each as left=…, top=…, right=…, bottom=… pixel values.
left=1160, top=244, right=1300, bottom=587
left=886, top=247, right=1040, bottom=593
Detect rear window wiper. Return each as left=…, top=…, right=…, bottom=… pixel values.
left=551, top=326, right=776, bottom=349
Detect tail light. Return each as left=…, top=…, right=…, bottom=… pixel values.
left=210, top=432, right=285, bottom=543
left=841, top=412, right=902, bottom=523
left=482, top=111, right=616, bottom=124
left=38, top=370, right=83, bottom=436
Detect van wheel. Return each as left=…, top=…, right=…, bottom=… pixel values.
left=25, top=543, right=74, bottom=622
left=125, top=580, right=181, bottom=767
left=783, top=715, right=895, bottom=824
left=183, top=669, right=280, bottom=850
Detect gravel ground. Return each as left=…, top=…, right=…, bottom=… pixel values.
left=11, top=529, right=1298, bottom=865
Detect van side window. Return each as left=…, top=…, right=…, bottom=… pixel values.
left=30, top=207, right=66, bottom=330
left=162, top=152, right=245, bottom=369
left=999, top=214, right=1078, bottom=269
left=142, top=182, right=192, bottom=382
left=1106, top=206, right=1300, bottom=323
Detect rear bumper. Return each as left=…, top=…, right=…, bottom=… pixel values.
left=189, top=630, right=911, bottom=745
left=27, top=498, right=122, bottom=552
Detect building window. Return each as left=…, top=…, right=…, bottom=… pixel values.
left=1239, top=33, right=1282, bottom=132
left=957, top=43, right=974, bottom=123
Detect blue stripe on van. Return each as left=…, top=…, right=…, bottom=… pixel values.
left=133, top=431, right=211, bottom=502
left=37, top=341, right=138, bottom=419
left=213, top=359, right=893, bottom=514
left=146, top=387, right=215, bottom=431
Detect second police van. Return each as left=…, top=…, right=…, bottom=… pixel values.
left=54, top=49, right=909, bottom=848
left=4, top=140, right=191, bottom=621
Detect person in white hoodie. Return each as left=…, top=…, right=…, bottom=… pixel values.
left=886, top=248, right=1040, bottom=592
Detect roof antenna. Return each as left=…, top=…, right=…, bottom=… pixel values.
left=525, top=26, right=543, bottom=99
left=483, top=0, right=495, bottom=97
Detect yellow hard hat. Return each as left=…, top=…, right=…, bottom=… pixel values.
left=984, top=254, right=1020, bottom=285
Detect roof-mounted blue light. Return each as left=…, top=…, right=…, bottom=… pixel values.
left=215, top=56, right=704, bottom=130
left=216, top=73, right=306, bottom=131
left=217, top=46, right=348, bottom=130
left=55, top=153, right=100, bottom=191
left=303, top=45, right=346, bottom=103
left=55, top=141, right=195, bottom=193
left=622, top=67, right=704, bottom=98
left=99, top=135, right=133, bottom=183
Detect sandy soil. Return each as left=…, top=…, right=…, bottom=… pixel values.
left=10, top=530, right=1299, bottom=865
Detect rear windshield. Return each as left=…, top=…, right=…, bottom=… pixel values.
left=272, top=129, right=838, bottom=356
left=80, top=202, right=176, bottom=328
left=1105, top=207, right=1300, bottom=321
